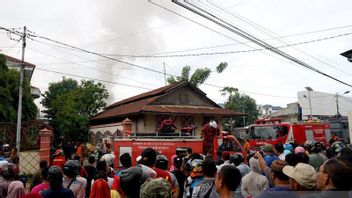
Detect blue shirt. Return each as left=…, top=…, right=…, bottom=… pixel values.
left=41, top=188, right=75, bottom=198
left=257, top=186, right=296, bottom=198
left=264, top=153, right=278, bottom=167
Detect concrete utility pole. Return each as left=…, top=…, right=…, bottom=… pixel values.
left=304, top=87, right=313, bottom=118
left=163, top=62, right=167, bottom=85
left=16, top=26, right=26, bottom=151
left=335, top=91, right=350, bottom=116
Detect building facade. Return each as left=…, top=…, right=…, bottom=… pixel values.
left=89, top=81, right=244, bottom=143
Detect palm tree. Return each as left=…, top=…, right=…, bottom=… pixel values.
left=167, top=62, right=228, bottom=87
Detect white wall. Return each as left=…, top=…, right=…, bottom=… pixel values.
left=297, top=91, right=352, bottom=116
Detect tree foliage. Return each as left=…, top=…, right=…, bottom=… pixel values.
left=167, top=62, right=228, bottom=87
left=41, top=78, right=109, bottom=142
left=0, top=54, right=38, bottom=123
left=221, top=86, right=259, bottom=128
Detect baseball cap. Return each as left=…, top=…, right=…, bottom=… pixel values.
left=173, top=156, right=183, bottom=168
left=283, top=163, right=317, bottom=189
left=140, top=178, right=171, bottom=198
left=156, top=155, right=168, bottom=162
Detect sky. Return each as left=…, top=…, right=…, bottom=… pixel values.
left=1, top=0, right=352, bottom=112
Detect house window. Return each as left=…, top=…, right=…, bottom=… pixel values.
left=181, top=116, right=193, bottom=127
left=155, top=115, right=175, bottom=131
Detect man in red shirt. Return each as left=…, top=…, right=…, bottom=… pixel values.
left=52, top=149, right=66, bottom=169
left=201, top=120, right=220, bottom=155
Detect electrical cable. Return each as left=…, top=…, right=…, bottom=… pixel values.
left=102, top=32, right=352, bottom=59
left=116, top=23, right=352, bottom=58
left=35, top=67, right=153, bottom=90
left=4, top=40, right=21, bottom=53
left=172, top=0, right=352, bottom=88
left=204, top=0, right=352, bottom=79
left=26, top=31, right=170, bottom=76
left=149, top=0, right=309, bottom=79
left=22, top=28, right=302, bottom=99
left=2, top=26, right=347, bottom=100
left=148, top=0, right=352, bottom=81
left=27, top=45, right=158, bottom=89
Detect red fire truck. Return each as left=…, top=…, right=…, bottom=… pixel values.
left=247, top=118, right=331, bottom=150
left=113, top=133, right=245, bottom=168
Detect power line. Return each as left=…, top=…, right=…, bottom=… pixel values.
left=204, top=0, right=352, bottom=80
left=119, top=23, right=352, bottom=57
left=0, top=27, right=159, bottom=91
left=35, top=67, right=153, bottom=90
left=173, top=0, right=352, bottom=88
left=25, top=31, right=169, bottom=76
left=2, top=25, right=349, bottom=100
left=4, top=40, right=21, bottom=53
left=102, top=31, right=352, bottom=59
left=149, top=0, right=352, bottom=81
left=29, top=37, right=163, bottom=88
left=150, top=0, right=310, bottom=76
left=341, top=96, right=352, bottom=104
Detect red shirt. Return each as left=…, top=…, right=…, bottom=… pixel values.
left=153, top=168, right=173, bottom=187
left=201, top=124, right=220, bottom=142
left=52, top=155, right=66, bottom=169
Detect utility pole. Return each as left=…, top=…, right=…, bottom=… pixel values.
left=304, top=87, right=313, bottom=118
left=336, top=93, right=340, bottom=117
left=16, top=26, right=26, bottom=152
left=163, top=62, right=167, bottom=85
left=335, top=91, right=350, bottom=117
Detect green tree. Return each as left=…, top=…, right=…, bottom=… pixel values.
left=167, top=62, right=228, bottom=87
left=221, top=86, right=259, bottom=128
left=41, top=78, right=108, bottom=142
left=0, top=54, right=38, bottom=122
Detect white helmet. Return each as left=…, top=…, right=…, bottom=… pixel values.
left=101, top=153, right=115, bottom=166
left=209, top=120, right=218, bottom=129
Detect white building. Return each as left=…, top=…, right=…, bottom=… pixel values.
left=297, top=90, right=352, bottom=117
left=4, top=54, right=40, bottom=99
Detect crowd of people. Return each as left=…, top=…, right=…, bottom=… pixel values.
left=1, top=138, right=352, bottom=198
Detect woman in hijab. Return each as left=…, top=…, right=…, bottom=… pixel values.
left=241, top=157, right=269, bottom=198
left=7, top=180, right=25, bottom=198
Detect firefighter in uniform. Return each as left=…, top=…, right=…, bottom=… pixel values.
left=201, top=120, right=220, bottom=155
left=52, top=149, right=66, bottom=170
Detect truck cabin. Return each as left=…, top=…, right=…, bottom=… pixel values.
left=249, top=124, right=289, bottom=140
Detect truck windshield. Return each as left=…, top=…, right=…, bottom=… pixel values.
left=251, top=126, right=277, bottom=139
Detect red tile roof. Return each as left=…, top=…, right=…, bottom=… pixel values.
left=91, top=81, right=244, bottom=121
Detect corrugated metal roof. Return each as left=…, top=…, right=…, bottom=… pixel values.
left=91, top=81, right=244, bottom=121
left=105, top=81, right=187, bottom=110
left=143, top=105, right=244, bottom=116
